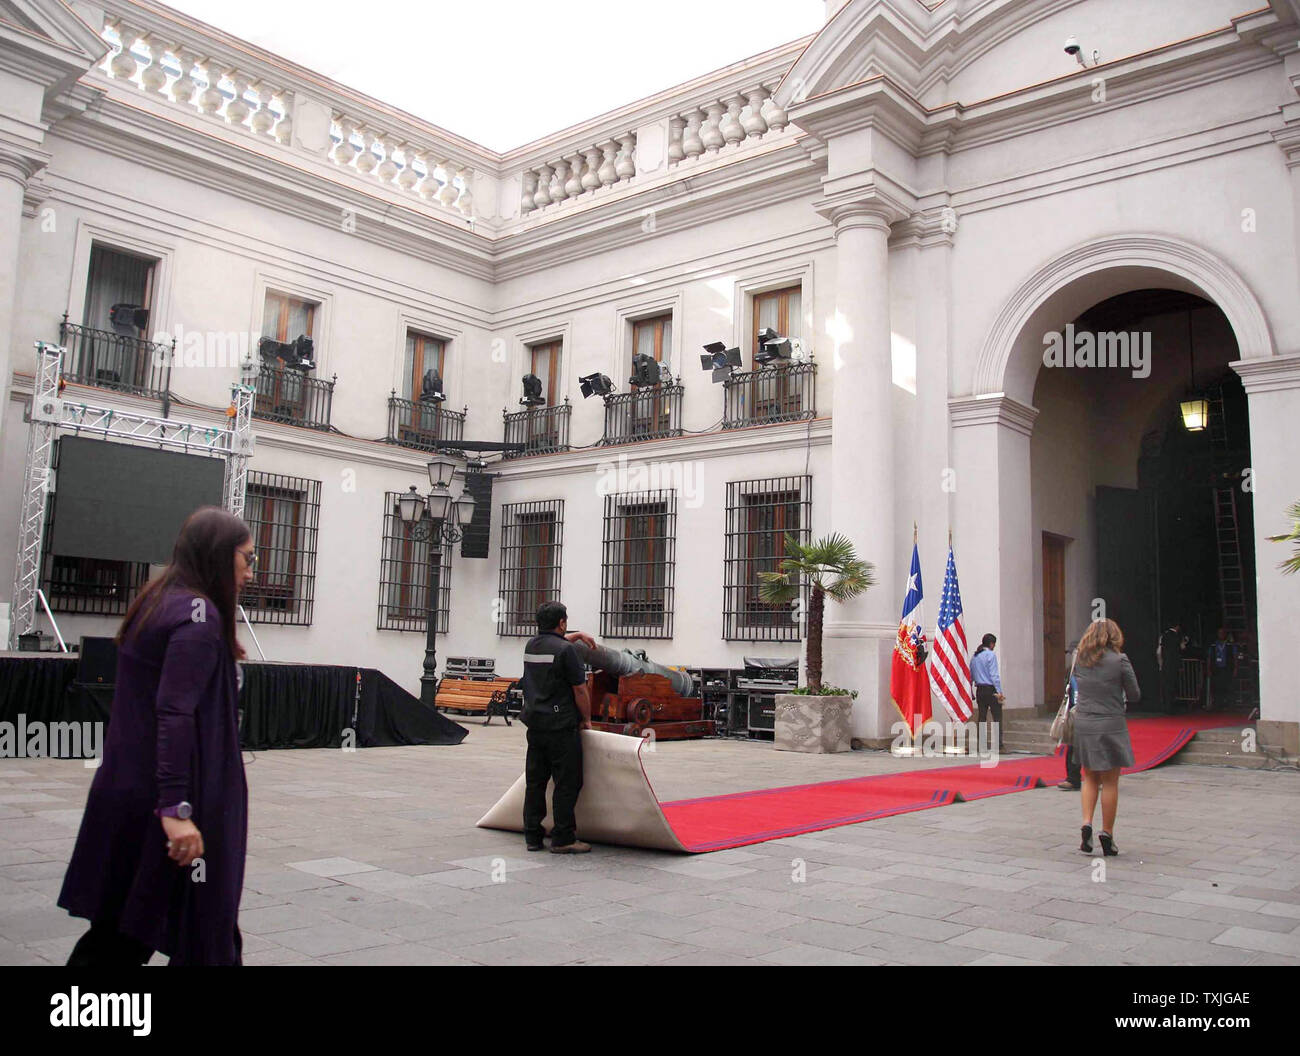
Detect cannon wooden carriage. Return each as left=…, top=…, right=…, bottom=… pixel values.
left=586, top=669, right=713, bottom=741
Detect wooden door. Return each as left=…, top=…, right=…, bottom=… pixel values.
left=1043, top=533, right=1067, bottom=705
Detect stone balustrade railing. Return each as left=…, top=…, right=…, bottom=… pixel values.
left=519, top=133, right=637, bottom=214
left=668, top=82, right=789, bottom=166
left=96, top=16, right=475, bottom=218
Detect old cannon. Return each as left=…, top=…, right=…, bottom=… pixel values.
left=569, top=644, right=712, bottom=741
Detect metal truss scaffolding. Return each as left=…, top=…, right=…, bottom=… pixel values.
left=7, top=343, right=256, bottom=649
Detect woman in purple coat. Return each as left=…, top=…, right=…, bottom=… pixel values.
left=58, top=507, right=255, bottom=965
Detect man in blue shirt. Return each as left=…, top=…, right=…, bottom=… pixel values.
left=970, top=633, right=1005, bottom=750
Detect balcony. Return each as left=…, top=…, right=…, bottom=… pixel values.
left=503, top=400, right=571, bottom=459
left=58, top=316, right=173, bottom=400
left=253, top=363, right=335, bottom=431
left=723, top=362, right=817, bottom=429
left=387, top=394, right=467, bottom=452
left=600, top=384, right=684, bottom=445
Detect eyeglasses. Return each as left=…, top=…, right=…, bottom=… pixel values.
left=238, top=549, right=259, bottom=570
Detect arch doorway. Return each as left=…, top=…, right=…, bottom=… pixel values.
left=1031, top=289, right=1257, bottom=713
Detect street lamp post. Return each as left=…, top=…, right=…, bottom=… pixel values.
left=397, top=454, right=477, bottom=709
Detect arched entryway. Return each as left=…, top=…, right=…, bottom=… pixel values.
left=951, top=234, right=1284, bottom=729
left=1031, top=288, right=1257, bottom=714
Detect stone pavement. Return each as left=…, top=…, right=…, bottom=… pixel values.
left=1, top=723, right=1298, bottom=965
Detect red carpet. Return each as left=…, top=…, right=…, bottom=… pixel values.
left=659, top=714, right=1241, bottom=853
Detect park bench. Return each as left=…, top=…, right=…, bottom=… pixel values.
left=435, top=676, right=518, bottom=725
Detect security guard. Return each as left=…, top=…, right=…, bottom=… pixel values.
left=520, top=601, right=594, bottom=853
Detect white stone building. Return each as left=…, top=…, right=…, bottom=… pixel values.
left=1, top=0, right=1298, bottom=754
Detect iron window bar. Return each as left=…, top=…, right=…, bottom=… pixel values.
left=599, top=489, right=677, bottom=640
left=378, top=490, right=452, bottom=633
left=600, top=383, right=684, bottom=445
left=723, top=476, right=812, bottom=641
left=241, top=472, right=321, bottom=625
left=497, top=500, right=564, bottom=637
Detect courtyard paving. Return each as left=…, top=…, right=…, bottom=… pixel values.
left=1, top=723, right=1297, bottom=966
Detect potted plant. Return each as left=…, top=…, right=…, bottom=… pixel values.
left=758, top=532, right=874, bottom=753
left=1268, top=501, right=1300, bottom=574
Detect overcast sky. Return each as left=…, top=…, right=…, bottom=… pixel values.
left=163, top=0, right=827, bottom=152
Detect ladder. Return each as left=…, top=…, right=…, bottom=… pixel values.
left=1206, top=386, right=1247, bottom=632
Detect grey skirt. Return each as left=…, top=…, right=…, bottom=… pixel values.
left=1072, top=714, right=1134, bottom=771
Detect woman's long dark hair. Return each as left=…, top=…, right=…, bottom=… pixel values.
left=117, top=506, right=250, bottom=660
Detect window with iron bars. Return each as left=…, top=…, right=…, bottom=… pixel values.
left=241, top=472, right=320, bottom=625
left=600, top=491, right=676, bottom=639
left=377, top=492, right=451, bottom=633
left=497, top=500, right=564, bottom=637
left=723, top=476, right=811, bottom=641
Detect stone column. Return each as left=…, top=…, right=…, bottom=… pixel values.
left=0, top=147, right=44, bottom=453
left=819, top=202, right=899, bottom=740
left=1232, top=355, right=1300, bottom=756
left=948, top=394, right=1039, bottom=713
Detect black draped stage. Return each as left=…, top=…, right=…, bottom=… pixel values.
left=0, top=655, right=467, bottom=756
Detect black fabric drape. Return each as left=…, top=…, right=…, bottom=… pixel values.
left=2, top=657, right=466, bottom=753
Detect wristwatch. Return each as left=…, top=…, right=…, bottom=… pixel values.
left=154, top=801, right=193, bottom=820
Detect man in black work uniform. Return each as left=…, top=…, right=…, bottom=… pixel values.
left=521, top=601, right=594, bottom=854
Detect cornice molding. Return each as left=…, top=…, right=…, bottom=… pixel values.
left=948, top=393, right=1039, bottom=437
left=1231, top=354, right=1300, bottom=394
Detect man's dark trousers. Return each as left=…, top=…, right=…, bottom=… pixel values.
left=1064, top=742, right=1081, bottom=787
left=523, top=727, right=583, bottom=847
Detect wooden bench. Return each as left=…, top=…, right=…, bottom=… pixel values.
left=435, top=676, right=519, bottom=725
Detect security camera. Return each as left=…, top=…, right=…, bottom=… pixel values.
left=1064, top=36, right=1081, bottom=56
left=1064, top=36, right=1098, bottom=68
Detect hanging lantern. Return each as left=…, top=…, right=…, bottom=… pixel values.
left=1180, top=396, right=1208, bottom=432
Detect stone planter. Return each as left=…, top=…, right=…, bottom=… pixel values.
left=774, top=693, right=854, bottom=753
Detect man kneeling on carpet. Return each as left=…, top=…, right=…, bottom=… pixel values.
left=521, top=601, right=595, bottom=854
left=1071, top=618, right=1139, bottom=857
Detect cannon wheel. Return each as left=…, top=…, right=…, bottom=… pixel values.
left=629, top=698, right=655, bottom=727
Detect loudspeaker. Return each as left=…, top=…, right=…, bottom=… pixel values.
left=77, top=636, right=118, bottom=686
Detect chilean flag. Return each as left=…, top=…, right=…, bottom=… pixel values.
left=890, top=540, right=933, bottom=737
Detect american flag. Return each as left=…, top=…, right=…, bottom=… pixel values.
left=930, top=546, right=973, bottom=722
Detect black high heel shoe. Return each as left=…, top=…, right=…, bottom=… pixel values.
left=1080, top=824, right=1093, bottom=853
left=1098, top=831, right=1118, bottom=856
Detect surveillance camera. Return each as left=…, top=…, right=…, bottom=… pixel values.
left=1064, top=36, right=1081, bottom=56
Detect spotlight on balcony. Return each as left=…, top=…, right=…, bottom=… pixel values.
left=520, top=373, right=546, bottom=406
left=579, top=372, right=614, bottom=399
left=629, top=353, right=661, bottom=388
left=109, top=303, right=149, bottom=333
left=290, top=334, right=316, bottom=371
left=258, top=334, right=315, bottom=371
left=755, top=329, right=794, bottom=366
left=700, top=341, right=743, bottom=384
left=420, top=368, right=447, bottom=403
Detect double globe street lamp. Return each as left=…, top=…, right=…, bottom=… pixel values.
left=397, top=453, right=476, bottom=708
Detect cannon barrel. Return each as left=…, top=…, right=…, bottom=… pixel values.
left=572, top=643, right=695, bottom=698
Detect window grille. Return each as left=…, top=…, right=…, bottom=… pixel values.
left=241, top=472, right=320, bottom=625
left=497, top=500, right=564, bottom=637
left=377, top=491, right=452, bottom=632
left=723, top=476, right=811, bottom=641
left=600, top=490, right=676, bottom=639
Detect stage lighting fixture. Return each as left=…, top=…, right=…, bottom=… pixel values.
left=419, top=368, right=447, bottom=402
left=755, top=328, right=793, bottom=366
left=700, top=341, right=743, bottom=383
left=520, top=373, right=546, bottom=406
left=290, top=334, right=315, bottom=371
left=629, top=353, right=661, bottom=388
left=109, top=303, right=149, bottom=332
left=579, top=372, right=614, bottom=399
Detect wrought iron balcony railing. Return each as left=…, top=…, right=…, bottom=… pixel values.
left=58, top=316, right=173, bottom=400
left=503, top=399, right=571, bottom=459
left=600, top=383, right=684, bottom=445
left=387, top=394, right=467, bottom=452
left=723, top=361, right=817, bottom=429
left=252, top=363, right=335, bottom=431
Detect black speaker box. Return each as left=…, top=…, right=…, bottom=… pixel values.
left=77, top=636, right=118, bottom=686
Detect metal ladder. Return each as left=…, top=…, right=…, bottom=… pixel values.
left=1207, top=385, right=1247, bottom=632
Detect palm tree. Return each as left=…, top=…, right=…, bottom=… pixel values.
left=1268, top=501, right=1300, bottom=575
left=758, top=532, right=875, bottom=692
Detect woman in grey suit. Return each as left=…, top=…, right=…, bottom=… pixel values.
left=1071, top=618, right=1139, bottom=857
